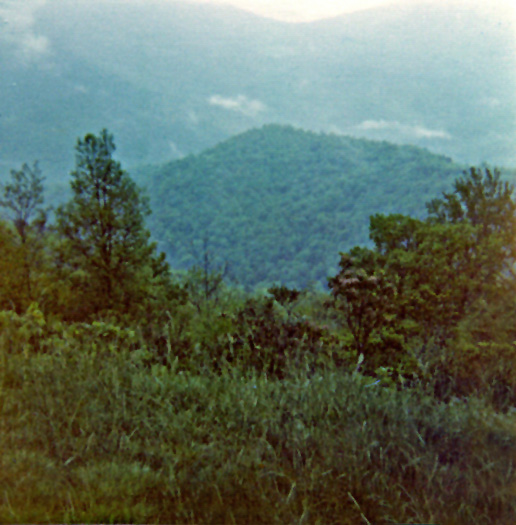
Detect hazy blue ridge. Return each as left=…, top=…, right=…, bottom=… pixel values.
left=1, top=0, right=515, bottom=182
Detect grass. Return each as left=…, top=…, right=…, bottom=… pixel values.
left=1, top=324, right=515, bottom=524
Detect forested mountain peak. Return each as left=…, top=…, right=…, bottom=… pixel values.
left=158, top=124, right=455, bottom=176
left=142, top=125, right=463, bottom=289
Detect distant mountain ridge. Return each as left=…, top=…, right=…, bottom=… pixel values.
left=141, top=125, right=465, bottom=288
left=1, top=0, right=514, bottom=181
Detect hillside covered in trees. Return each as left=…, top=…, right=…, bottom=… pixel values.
left=141, top=125, right=464, bottom=288
left=1, top=128, right=516, bottom=523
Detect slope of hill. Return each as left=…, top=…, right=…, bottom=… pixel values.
left=141, top=125, right=464, bottom=288
left=1, top=0, right=514, bottom=181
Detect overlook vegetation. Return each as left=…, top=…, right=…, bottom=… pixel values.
left=1, top=129, right=516, bottom=523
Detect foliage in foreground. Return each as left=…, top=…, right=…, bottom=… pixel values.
left=328, top=167, right=516, bottom=407
left=1, top=318, right=515, bottom=524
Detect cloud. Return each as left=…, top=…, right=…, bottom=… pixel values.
left=480, top=97, right=502, bottom=109
left=208, top=94, right=267, bottom=117
left=74, top=84, right=89, bottom=94
left=0, top=0, right=50, bottom=61
left=184, top=0, right=396, bottom=23
left=187, top=110, right=200, bottom=125
left=168, top=141, right=183, bottom=158
left=355, top=119, right=451, bottom=140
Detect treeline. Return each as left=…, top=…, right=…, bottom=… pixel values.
left=1, top=130, right=516, bottom=523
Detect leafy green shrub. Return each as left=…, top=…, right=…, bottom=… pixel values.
left=0, top=303, right=46, bottom=354
left=227, top=296, right=347, bottom=378
left=147, top=294, right=348, bottom=378
left=423, top=339, right=516, bottom=411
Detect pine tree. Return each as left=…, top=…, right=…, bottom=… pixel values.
left=55, top=129, right=169, bottom=318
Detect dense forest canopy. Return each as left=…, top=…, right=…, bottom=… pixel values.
left=139, top=125, right=465, bottom=288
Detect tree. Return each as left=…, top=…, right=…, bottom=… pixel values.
left=328, top=247, right=396, bottom=356
left=0, top=220, right=27, bottom=311
left=55, top=130, right=170, bottom=318
left=329, top=166, right=516, bottom=358
left=0, top=162, right=48, bottom=306
left=182, top=236, right=229, bottom=314
left=368, top=214, right=485, bottom=343
left=427, top=167, right=515, bottom=233
left=427, top=166, right=516, bottom=280
left=0, top=161, right=47, bottom=244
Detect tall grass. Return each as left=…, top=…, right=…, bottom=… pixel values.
left=1, top=319, right=515, bottom=523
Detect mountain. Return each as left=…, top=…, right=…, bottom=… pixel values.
left=141, top=125, right=464, bottom=289
left=1, top=0, right=514, bottom=182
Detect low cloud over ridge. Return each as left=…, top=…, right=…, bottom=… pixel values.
left=356, top=120, right=452, bottom=140
left=208, top=94, right=267, bottom=117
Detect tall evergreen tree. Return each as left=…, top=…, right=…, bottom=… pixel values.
left=55, top=130, right=169, bottom=318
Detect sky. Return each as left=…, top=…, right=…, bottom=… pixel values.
left=0, top=0, right=400, bottom=62
left=187, top=0, right=397, bottom=22
left=179, top=0, right=514, bottom=22
left=0, top=0, right=513, bottom=62
left=0, top=0, right=50, bottom=61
